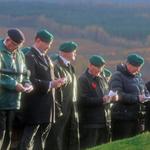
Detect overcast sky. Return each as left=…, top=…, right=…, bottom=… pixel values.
left=0, top=0, right=149, bottom=3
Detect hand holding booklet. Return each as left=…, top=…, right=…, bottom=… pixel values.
left=24, top=83, right=33, bottom=93
left=106, top=90, right=119, bottom=103
left=108, top=90, right=117, bottom=97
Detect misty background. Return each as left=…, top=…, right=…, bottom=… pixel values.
left=0, top=0, right=150, bottom=80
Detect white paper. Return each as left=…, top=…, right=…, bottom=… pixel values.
left=24, top=86, right=33, bottom=93
left=144, top=95, right=150, bottom=100
left=108, top=90, right=117, bottom=97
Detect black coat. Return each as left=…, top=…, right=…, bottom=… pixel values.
left=46, top=56, right=80, bottom=150
left=78, top=69, right=108, bottom=127
left=109, top=64, right=146, bottom=120
left=22, top=47, right=55, bottom=124
left=145, top=81, right=150, bottom=131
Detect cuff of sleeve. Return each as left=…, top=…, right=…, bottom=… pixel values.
left=11, top=81, right=18, bottom=90
left=48, top=81, right=51, bottom=92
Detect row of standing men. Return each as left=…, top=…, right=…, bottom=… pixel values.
left=0, top=28, right=150, bottom=150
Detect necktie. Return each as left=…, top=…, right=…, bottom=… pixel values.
left=67, top=63, right=72, bottom=73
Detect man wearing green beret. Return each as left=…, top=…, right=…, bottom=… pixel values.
left=19, top=29, right=66, bottom=150
left=45, top=41, right=80, bottom=150
left=78, top=55, right=110, bottom=149
left=0, top=28, right=33, bottom=150
left=109, top=53, right=147, bottom=141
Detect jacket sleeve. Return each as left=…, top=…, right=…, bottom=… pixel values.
left=109, top=72, right=139, bottom=104
left=54, top=65, right=63, bottom=114
left=146, top=81, right=150, bottom=92
left=0, top=74, right=17, bottom=90
left=78, top=76, right=103, bottom=107
left=25, top=54, right=49, bottom=93
left=0, top=56, right=17, bottom=90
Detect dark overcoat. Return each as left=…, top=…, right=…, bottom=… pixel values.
left=0, top=40, right=30, bottom=110
left=22, top=47, right=55, bottom=124
left=109, top=64, right=149, bottom=140
left=46, top=56, right=80, bottom=150
left=109, top=64, right=146, bottom=120
left=78, top=69, right=108, bottom=127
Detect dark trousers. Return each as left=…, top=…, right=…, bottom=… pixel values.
left=0, top=110, right=15, bottom=150
left=45, top=114, right=80, bottom=150
left=19, top=123, right=51, bottom=150
left=145, top=103, right=150, bottom=131
left=111, top=119, right=139, bottom=141
left=79, top=126, right=109, bottom=150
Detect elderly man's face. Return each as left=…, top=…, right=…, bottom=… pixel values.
left=60, top=50, right=77, bottom=62
left=68, top=50, right=76, bottom=61
left=126, top=63, right=142, bottom=75
left=5, top=37, right=23, bottom=51
left=88, top=64, right=105, bottom=77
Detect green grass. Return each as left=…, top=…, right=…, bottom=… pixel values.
left=88, top=132, right=150, bottom=150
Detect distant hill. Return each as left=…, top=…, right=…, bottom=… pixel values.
left=1, top=1, right=150, bottom=42
left=0, top=1, right=150, bottom=79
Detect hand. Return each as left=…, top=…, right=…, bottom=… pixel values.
left=24, top=83, right=34, bottom=93
left=60, top=77, right=68, bottom=84
left=103, top=95, right=110, bottom=103
left=16, top=83, right=26, bottom=92
left=139, top=94, right=145, bottom=103
left=51, top=78, right=66, bottom=89
left=108, top=90, right=119, bottom=102
left=110, top=95, right=119, bottom=102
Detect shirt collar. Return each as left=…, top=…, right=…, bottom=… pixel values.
left=3, top=39, right=6, bottom=46
left=33, top=45, right=45, bottom=56
left=59, top=55, right=70, bottom=66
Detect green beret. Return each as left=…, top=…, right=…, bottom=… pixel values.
left=8, top=28, right=25, bottom=44
left=127, top=54, right=144, bottom=67
left=21, top=47, right=31, bottom=55
left=59, top=41, right=78, bottom=52
left=36, top=29, right=54, bottom=43
left=50, top=53, right=59, bottom=61
left=103, top=68, right=112, bottom=77
left=89, top=55, right=105, bottom=67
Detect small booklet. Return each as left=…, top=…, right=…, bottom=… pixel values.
left=144, top=96, right=150, bottom=99
left=143, top=95, right=150, bottom=102
left=24, top=86, right=33, bottom=93
left=108, top=90, right=117, bottom=97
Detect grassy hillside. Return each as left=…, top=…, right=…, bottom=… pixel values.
left=88, top=132, right=150, bottom=150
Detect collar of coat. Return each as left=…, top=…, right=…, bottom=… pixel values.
left=30, top=47, right=53, bottom=68
left=57, top=55, right=71, bottom=67
left=59, top=55, right=70, bottom=66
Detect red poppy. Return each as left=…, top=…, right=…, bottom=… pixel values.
left=91, top=82, right=97, bottom=89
